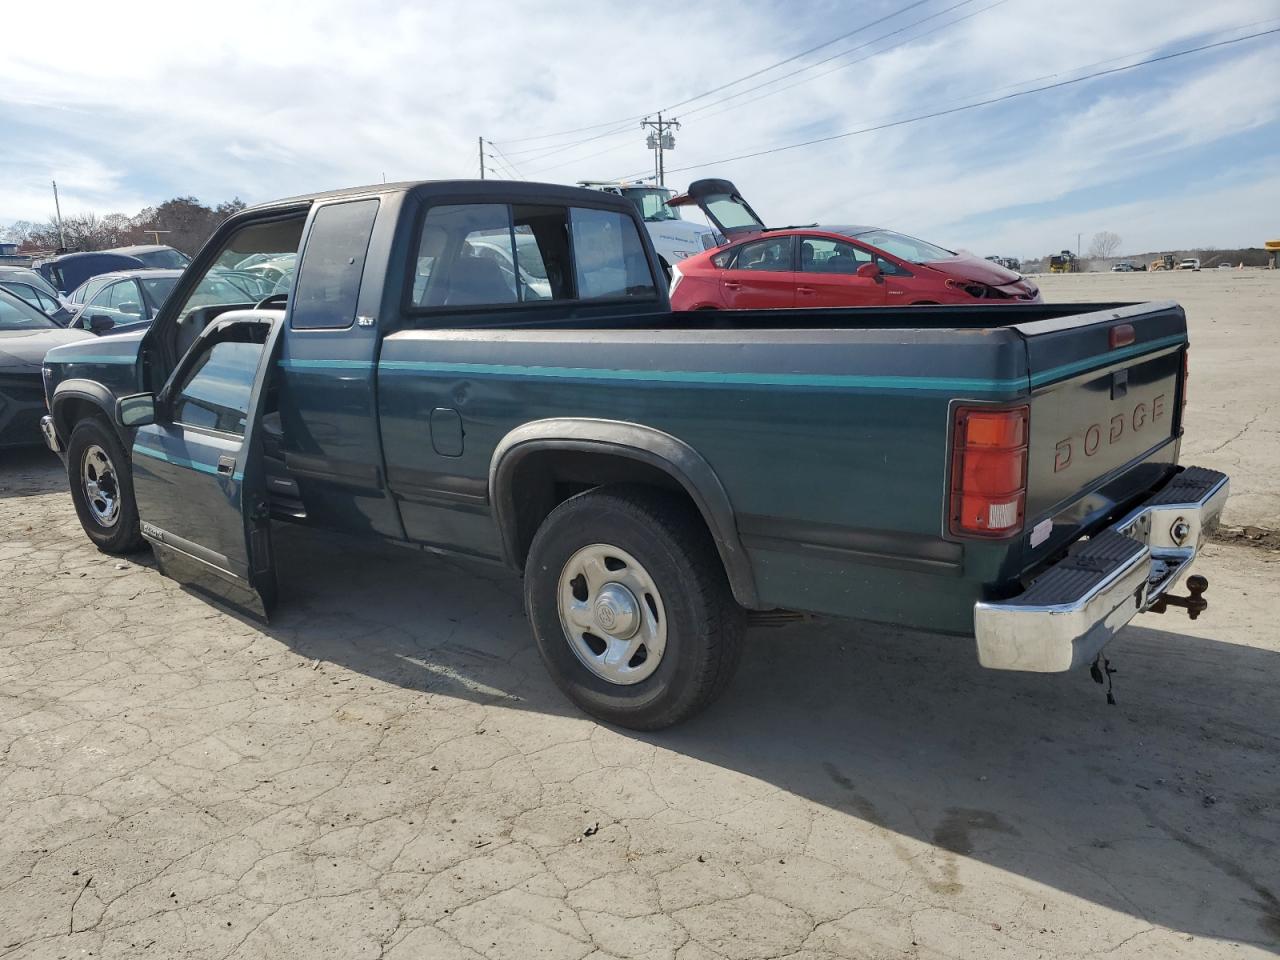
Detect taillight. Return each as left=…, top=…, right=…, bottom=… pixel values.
left=949, top=404, right=1029, bottom=538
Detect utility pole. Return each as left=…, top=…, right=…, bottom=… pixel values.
left=51, top=180, right=66, bottom=250
left=1077, top=232, right=1081, bottom=259
left=478, top=137, right=486, bottom=179
left=640, top=113, right=680, bottom=186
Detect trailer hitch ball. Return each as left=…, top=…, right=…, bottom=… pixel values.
left=1149, top=574, right=1209, bottom=620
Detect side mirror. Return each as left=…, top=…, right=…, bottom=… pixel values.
left=88, top=314, right=115, bottom=334
left=116, top=393, right=156, bottom=429
left=856, top=262, right=883, bottom=282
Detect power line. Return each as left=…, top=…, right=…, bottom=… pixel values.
left=661, top=0, right=935, bottom=113
left=503, top=0, right=1005, bottom=175
left=630, top=27, right=1280, bottom=180
left=486, top=141, right=528, bottom=180
left=492, top=0, right=936, bottom=147
left=681, top=0, right=984, bottom=120
left=683, top=0, right=1004, bottom=123
left=497, top=119, right=639, bottom=160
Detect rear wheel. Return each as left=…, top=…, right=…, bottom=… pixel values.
left=66, top=417, right=145, bottom=553
left=524, top=485, right=745, bottom=730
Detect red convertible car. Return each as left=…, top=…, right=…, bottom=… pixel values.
left=667, top=179, right=1040, bottom=310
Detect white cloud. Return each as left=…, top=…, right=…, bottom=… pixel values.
left=1, top=0, right=1277, bottom=255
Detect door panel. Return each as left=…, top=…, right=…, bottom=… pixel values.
left=131, top=317, right=282, bottom=619
left=721, top=235, right=796, bottom=309
left=796, top=237, right=886, bottom=307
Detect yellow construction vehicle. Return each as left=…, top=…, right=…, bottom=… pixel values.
left=1049, top=250, right=1080, bottom=273
left=1150, top=254, right=1175, bottom=271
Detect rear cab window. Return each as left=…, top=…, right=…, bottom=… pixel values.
left=410, top=200, right=655, bottom=311
left=291, top=198, right=379, bottom=329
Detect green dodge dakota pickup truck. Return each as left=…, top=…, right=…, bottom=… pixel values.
left=40, top=179, right=1227, bottom=729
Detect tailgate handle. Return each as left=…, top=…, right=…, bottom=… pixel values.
left=1112, top=368, right=1128, bottom=400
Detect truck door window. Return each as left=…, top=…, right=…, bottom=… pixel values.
left=172, top=336, right=266, bottom=436
left=291, top=199, right=379, bottom=329
left=569, top=207, right=655, bottom=300
left=170, top=217, right=305, bottom=333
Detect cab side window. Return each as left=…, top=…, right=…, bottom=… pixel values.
left=411, top=202, right=655, bottom=310
left=569, top=207, right=655, bottom=300
left=172, top=337, right=266, bottom=436
left=415, top=204, right=518, bottom=307
left=291, top=199, right=379, bottom=329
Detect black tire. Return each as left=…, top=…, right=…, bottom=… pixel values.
left=524, top=485, right=745, bottom=730
left=66, top=417, right=145, bottom=554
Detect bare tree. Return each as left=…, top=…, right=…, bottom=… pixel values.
left=1088, top=231, right=1122, bottom=260
left=7, top=194, right=247, bottom=255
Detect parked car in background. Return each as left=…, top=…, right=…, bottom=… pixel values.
left=0, top=288, right=93, bottom=447
left=34, top=251, right=148, bottom=294
left=0, top=266, right=76, bottom=324
left=1178, top=258, right=1201, bottom=272
left=1217, top=262, right=1235, bottom=270
left=103, top=244, right=193, bottom=269
left=579, top=180, right=721, bottom=267
left=0, top=265, right=65, bottom=303
left=667, top=179, right=1040, bottom=310
left=1112, top=261, right=1135, bottom=272
left=0, top=278, right=66, bottom=319
left=65, top=269, right=182, bottom=335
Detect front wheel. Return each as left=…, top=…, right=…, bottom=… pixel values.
left=66, top=417, right=145, bottom=553
left=524, top=486, right=745, bottom=730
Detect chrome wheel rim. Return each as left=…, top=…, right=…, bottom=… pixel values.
left=557, top=543, right=667, bottom=685
left=81, top=444, right=120, bottom=527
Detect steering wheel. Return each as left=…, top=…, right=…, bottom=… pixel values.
left=254, top=293, right=289, bottom=310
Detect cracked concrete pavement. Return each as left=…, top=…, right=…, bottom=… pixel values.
left=2, top=270, right=1279, bottom=959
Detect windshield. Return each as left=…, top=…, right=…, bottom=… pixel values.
left=0, top=290, right=57, bottom=330
left=141, top=276, right=179, bottom=305
left=137, top=248, right=192, bottom=269
left=621, top=188, right=683, bottom=222
left=851, top=229, right=955, bottom=264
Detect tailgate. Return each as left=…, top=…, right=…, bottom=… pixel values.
left=1017, top=302, right=1187, bottom=561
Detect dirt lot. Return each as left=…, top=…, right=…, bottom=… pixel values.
left=2, top=272, right=1278, bottom=959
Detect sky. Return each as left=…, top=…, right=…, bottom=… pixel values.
left=2, top=0, right=1278, bottom=260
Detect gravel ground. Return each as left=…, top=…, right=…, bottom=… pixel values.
left=2, top=272, right=1278, bottom=959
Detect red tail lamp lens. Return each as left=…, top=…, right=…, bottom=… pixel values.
left=950, top=405, right=1029, bottom=538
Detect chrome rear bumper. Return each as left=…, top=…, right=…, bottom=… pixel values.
left=974, top=466, right=1229, bottom=672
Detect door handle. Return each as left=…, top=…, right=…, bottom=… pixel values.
left=723, top=281, right=741, bottom=289
left=797, top=286, right=815, bottom=294
left=217, top=455, right=236, bottom=476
